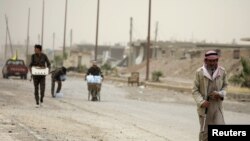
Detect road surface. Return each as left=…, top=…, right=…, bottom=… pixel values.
left=0, top=75, right=250, bottom=141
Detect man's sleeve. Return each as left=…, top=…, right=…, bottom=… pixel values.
left=45, top=55, right=51, bottom=69
left=86, top=68, right=90, bottom=75
left=218, top=70, right=228, bottom=97
left=29, top=54, right=34, bottom=68
left=192, top=71, right=205, bottom=107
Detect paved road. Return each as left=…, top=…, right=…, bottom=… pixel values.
left=0, top=76, right=250, bottom=141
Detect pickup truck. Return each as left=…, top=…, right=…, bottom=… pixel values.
left=2, top=59, right=28, bottom=79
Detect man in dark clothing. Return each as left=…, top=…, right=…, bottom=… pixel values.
left=51, top=67, right=67, bottom=98
left=29, top=44, right=51, bottom=107
left=86, top=61, right=103, bottom=77
left=86, top=61, right=103, bottom=101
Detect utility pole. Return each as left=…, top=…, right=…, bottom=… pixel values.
left=38, top=34, right=41, bottom=44
left=63, top=0, right=68, bottom=60
left=146, top=0, right=151, bottom=81
left=41, top=0, right=45, bottom=46
left=70, top=29, right=73, bottom=48
left=5, top=15, right=14, bottom=57
left=95, top=0, right=100, bottom=61
left=154, top=21, right=158, bottom=58
left=129, top=17, right=133, bottom=66
left=154, top=21, right=158, bottom=43
left=53, top=32, right=55, bottom=60
left=129, top=17, right=133, bottom=44
left=70, top=29, right=73, bottom=56
left=4, top=21, right=8, bottom=60
left=26, top=8, right=30, bottom=63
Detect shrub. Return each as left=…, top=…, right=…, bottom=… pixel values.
left=229, top=57, right=250, bottom=87
left=152, top=71, right=163, bottom=82
left=228, top=74, right=244, bottom=86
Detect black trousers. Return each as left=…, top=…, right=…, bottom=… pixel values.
left=33, top=76, right=46, bottom=105
left=51, top=80, right=62, bottom=97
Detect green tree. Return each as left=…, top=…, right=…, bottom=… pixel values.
left=229, top=57, right=250, bottom=87
left=241, top=57, right=250, bottom=87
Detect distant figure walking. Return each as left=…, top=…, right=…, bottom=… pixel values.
left=29, top=44, right=51, bottom=107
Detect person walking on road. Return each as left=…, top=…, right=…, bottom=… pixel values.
left=51, top=67, right=67, bottom=98
left=29, top=44, right=51, bottom=107
left=192, top=50, right=228, bottom=141
left=86, top=61, right=103, bottom=101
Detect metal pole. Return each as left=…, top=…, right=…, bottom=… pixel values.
left=26, top=8, right=30, bottom=62
left=63, top=0, right=68, bottom=59
left=154, top=21, right=158, bottom=43
left=146, top=0, right=151, bottom=81
left=129, top=17, right=133, bottom=66
left=70, top=29, right=73, bottom=48
left=53, top=32, right=55, bottom=60
left=41, top=0, right=44, bottom=46
left=38, top=34, right=41, bottom=44
left=154, top=21, right=158, bottom=58
left=70, top=29, right=72, bottom=56
left=4, top=21, right=8, bottom=60
left=129, top=17, right=133, bottom=44
left=95, top=0, right=100, bottom=61
left=5, top=15, right=13, bottom=57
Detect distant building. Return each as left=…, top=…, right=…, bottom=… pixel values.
left=63, top=44, right=125, bottom=68
left=154, top=41, right=250, bottom=60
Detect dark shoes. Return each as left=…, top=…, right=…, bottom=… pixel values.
left=91, top=97, right=98, bottom=101
left=52, top=94, right=56, bottom=98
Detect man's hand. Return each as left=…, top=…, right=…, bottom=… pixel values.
left=209, top=91, right=221, bottom=100
left=201, top=100, right=209, bottom=108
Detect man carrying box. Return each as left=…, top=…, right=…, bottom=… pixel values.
left=29, top=44, right=51, bottom=107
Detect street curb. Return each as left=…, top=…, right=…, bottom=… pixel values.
left=105, top=76, right=250, bottom=101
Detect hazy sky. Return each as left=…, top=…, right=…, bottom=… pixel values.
left=1, top=0, right=250, bottom=50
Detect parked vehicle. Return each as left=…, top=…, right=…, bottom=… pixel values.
left=2, top=59, right=28, bottom=79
